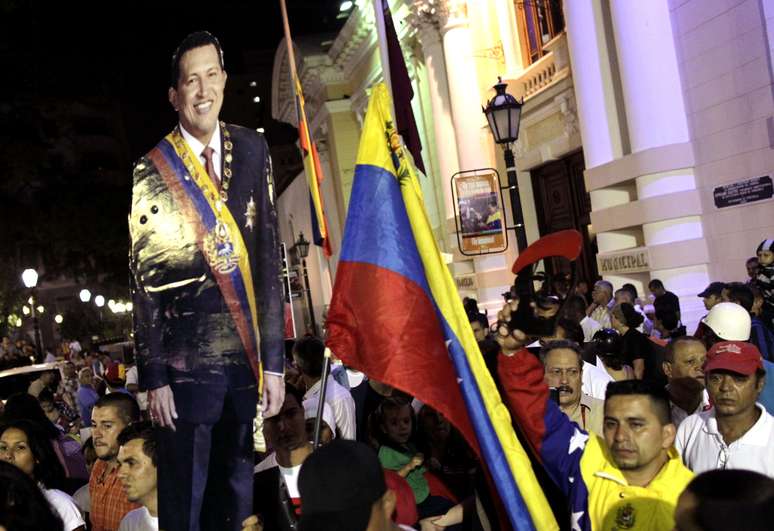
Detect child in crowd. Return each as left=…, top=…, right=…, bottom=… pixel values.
left=755, top=239, right=774, bottom=329
left=373, top=397, right=456, bottom=523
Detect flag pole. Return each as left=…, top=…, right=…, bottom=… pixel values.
left=372, top=0, right=396, bottom=119
left=279, top=0, right=300, bottom=87
left=312, top=347, right=333, bottom=448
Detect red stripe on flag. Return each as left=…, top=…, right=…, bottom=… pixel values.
left=326, top=261, right=478, bottom=452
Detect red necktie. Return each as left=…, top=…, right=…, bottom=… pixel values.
left=201, top=147, right=219, bottom=188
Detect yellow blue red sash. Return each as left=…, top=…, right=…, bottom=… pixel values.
left=148, top=128, right=263, bottom=390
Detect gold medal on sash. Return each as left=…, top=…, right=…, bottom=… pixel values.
left=204, top=220, right=239, bottom=274
left=170, top=124, right=242, bottom=276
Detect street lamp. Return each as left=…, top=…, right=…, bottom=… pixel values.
left=20, top=268, right=43, bottom=360
left=54, top=314, right=63, bottom=324
left=94, top=295, right=105, bottom=307
left=294, top=232, right=318, bottom=336
left=483, top=77, right=528, bottom=252
left=79, top=288, right=92, bottom=303
left=21, top=269, right=38, bottom=289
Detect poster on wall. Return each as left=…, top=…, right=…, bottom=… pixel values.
left=452, top=169, right=508, bottom=255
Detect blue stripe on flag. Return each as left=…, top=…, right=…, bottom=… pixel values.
left=441, top=321, right=537, bottom=531
left=340, top=163, right=431, bottom=293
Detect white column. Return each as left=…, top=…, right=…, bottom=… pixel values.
left=565, top=0, right=637, bottom=287
left=609, top=0, right=689, bottom=151
left=411, top=16, right=460, bottom=223
left=440, top=1, right=490, bottom=171
left=564, top=0, right=625, bottom=169
left=435, top=0, right=511, bottom=310
left=609, top=0, right=707, bottom=329
left=493, top=0, right=524, bottom=76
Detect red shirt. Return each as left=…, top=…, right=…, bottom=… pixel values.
left=89, top=459, right=140, bottom=531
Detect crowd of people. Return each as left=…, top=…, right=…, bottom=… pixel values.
left=1, top=241, right=773, bottom=530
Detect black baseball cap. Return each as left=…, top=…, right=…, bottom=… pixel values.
left=298, top=440, right=386, bottom=531
left=698, top=282, right=726, bottom=298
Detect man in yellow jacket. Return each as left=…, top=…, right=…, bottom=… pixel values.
left=496, top=299, right=693, bottom=530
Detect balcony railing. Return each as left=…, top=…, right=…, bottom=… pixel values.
left=505, top=32, right=570, bottom=101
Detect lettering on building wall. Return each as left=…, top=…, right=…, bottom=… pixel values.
left=713, top=175, right=773, bottom=209
left=455, top=274, right=478, bottom=291
left=596, top=247, right=651, bottom=275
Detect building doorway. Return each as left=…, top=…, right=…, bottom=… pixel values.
left=530, top=150, right=599, bottom=288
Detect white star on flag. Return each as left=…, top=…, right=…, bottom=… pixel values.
left=571, top=511, right=584, bottom=531
left=568, top=428, right=589, bottom=454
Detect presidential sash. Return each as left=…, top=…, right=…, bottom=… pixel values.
left=147, top=126, right=263, bottom=390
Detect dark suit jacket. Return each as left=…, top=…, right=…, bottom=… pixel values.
left=253, top=467, right=296, bottom=531
left=130, top=124, right=283, bottom=423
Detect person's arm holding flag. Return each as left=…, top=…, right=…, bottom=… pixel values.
left=495, top=299, right=592, bottom=531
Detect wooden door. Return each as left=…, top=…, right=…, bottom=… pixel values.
left=530, top=150, right=599, bottom=285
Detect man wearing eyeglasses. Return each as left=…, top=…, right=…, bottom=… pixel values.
left=541, top=339, right=604, bottom=435
left=675, top=341, right=774, bottom=477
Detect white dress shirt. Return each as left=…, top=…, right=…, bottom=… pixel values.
left=675, top=404, right=774, bottom=477
left=179, top=122, right=222, bottom=180
left=303, top=375, right=357, bottom=440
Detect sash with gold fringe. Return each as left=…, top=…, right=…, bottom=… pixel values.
left=147, top=127, right=263, bottom=390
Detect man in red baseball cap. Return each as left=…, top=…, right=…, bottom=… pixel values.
left=674, top=341, right=774, bottom=477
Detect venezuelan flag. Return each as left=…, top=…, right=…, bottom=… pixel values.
left=326, top=84, right=557, bottom=530
left=294, top=78, right=332, bottom=257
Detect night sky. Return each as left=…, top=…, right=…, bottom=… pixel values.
left=0, top=0, right=347, bottom=290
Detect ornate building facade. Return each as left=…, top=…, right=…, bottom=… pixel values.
left=272, top=0, right=774, bottom=333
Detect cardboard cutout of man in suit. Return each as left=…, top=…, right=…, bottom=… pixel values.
left=129, top=31, right=285, bottom=531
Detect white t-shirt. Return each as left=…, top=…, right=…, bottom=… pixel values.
left=580, top=316, right=601, bottom=343
left=119, top=506, right=159, bottom=531
left=125, top=365, right=148, bottom=410
left=675, top=404, right=774, bottom=477
left=72, top=483, right=90, bottom=514
left=304, top=376, right=357, bottom=440
left=582, top=361, right=613, bottom=400
left=43, top=487, right=86, bottom=531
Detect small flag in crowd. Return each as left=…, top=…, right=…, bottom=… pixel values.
left=294, top=78, right=332, bottom=257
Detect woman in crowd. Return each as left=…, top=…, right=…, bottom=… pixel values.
left=0, top=460, right=64, bottom=531
left=0, top=419, right=85, bottom=530
left=1, top=392, right=88, bottom=488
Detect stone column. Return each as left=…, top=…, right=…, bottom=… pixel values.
left=439, top=0, right=490, bottom=171
left=564, top=0, right=633, bottom=265
left=609, top=0, right=708, bottom=327
left=493, top=0, right=524, bottom=76
left=432, top=0, right=513, bottom=311
left=409, top=2, right=460, bottom=227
